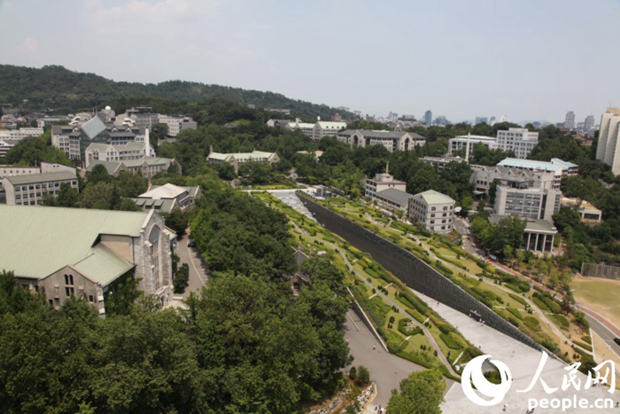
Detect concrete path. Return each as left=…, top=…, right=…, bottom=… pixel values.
left=344, top=310, right=424, bottom=409
left=411, top=290, right=617, bottom=414
left=176, top=233, right=209, bottom=298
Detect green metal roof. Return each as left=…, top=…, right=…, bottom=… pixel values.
left=4, top=171, right=76, bottom=185
left=0, top=205, right=148, bottom=284
left=415, top=189, right=455, bottom=205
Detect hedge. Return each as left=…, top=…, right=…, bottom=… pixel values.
left=440, top=332, right=463, bottom=350
left=509, top=293, right=528, bottom=306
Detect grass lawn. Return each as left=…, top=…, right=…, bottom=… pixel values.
left=572, top=276, right=620, bottom=329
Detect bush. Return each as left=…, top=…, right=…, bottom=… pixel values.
left=440, top=332, right=462, bottom=350
left=523, top=316, right=540, bottom=331
left=507, top=307, right=524, bottom=320
left=509, top=293, right=528, bottom=306
left=397, top=318, right=423, bottom=336
left=356, top=366, right=370, bottom=386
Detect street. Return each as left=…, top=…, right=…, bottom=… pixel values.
left=176, top=233, right=209, bottom=298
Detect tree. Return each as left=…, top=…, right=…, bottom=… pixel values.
left=164, top=209, right=189, bottom=235
left=387, top=369, right=445, bottom=414
left=87, top=164, right=111, bottom=185
left=355, top=366, right=370, bottom=386
left=173, top=263, right=189, bottom=294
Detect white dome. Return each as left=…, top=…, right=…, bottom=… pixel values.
left=105, top=105, right=112, bottom=111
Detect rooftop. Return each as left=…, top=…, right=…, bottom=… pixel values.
left=4, top=171, right=76, bottom=185
left=375, top=188, right=414, bottom=206
left=415, top=189, right=455, bottom=205
left=207, top=150, right=277, bottom=161
left=0, top=205, right=149, bottom=283
left=497, top=158, right=575, bottom=173
left=138, top=183, right=192, bottom=199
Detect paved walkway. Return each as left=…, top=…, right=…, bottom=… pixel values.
left=344, top=310, right=424, bottom=409
left=176, top=232, right=209, bottom=298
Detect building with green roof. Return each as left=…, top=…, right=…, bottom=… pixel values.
left=206, top=149, right=279, bottom=172
left=0, top=205, right=176, bottom=316
left=408, top=189, right=456, bottom=234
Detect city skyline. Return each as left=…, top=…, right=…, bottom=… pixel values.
left=1, top=0, right=619, bottom=122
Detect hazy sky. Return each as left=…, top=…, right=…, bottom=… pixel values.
left=1, top=0, right=619, bottom=123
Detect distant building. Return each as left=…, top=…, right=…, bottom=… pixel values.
left=496, top=128, right=539, bottom=159
left=474, top=116, right=488, bottom=125
left=421, top=156, right=467, bottom=170
left=132, top=183, right=200, bottom=214
left=564, top=111, right=576, bottom=130
left=363, top=168, right=407, bottom=198
left=114, top=107, right=159, bottom=133
left=448, top=134, right=497, bottom=156
left=0, top=127, right=44, bottom=141
left=583, top=115, right=595, bottom=133
left=434, top=115, right=449, bottom=126
left=158, top=115, right=197, bottom=137
left=496, top=158, right=578, bottom=189
left=338, top=129, right=425, bottom=152
left=87, top=157, right=181, bottom=178
left=312, top=120, right=347, bottom=140
left=408, top=190, right=455, bottom=234
left=596, top=107, right=620, bottom=175
left=2, top=169, right=78, bottom=206
left=494, top=185, right=561, bottom=222
left=85, top=140, right=155, bottom=168
left=206, top=149, right=280, bottom=173
left=424, top=110, right=433, bottom=125
left=0, top=205, right=175, bottom=315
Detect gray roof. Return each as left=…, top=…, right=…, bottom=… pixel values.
left=80, top=116, right=106, bottom=140
left=86, top=160, right=122, bottom=175
left=375, top=188, right=414, bottom=207
left=338, top=129, right=426, bottom=140
left=4, top=171, right=76, bottom=185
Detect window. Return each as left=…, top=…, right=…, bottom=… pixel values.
left=88, top=295, right=94, bottom=303
left=65, top=287, right=74, bottom=296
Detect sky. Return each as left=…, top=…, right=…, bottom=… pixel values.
left=1, top=0, right=619, bottom=123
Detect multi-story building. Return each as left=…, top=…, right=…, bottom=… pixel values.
left=421, top=156, right=467, bottom=170
left=470, top=165, right=557, bottom=195
left=87, top=157, right=181, bottom=178
left=85, top=140, right=155, bottom=168
left=596, top=107, right=620, bottom=175
left=363, top=169, right=407, bottom=198
left=408, top=190, right=455, bottom=234
left=158, top=115, right=197, bottom=137
left=494, top=185, right=562, bottom=222
left=0, top=127, right=44, bottom=141
left=583, top=115, right=595, bottom=133
left=496, top=157, right=577, bottom=189
left=448, top=134, right=497, bottom=156
left=2, top=170, right=79, bottom=206
left=132, top=183, right=200, bottom=214
left=564, top=111, right=576, bottom=130
left=373, top=188, right=414, bottom=212
left=114, top=107, right=159, bottom=133
left=312, top=120, right=346, bottom=140
left=0, top=205, right=175, bottom=315
left=0, top=162, right=75, bottom=199
left=338, top=129, right=425, bottom=152
left=474, top=116, right=488, bottom=125
left=496, top=128, right=539, bottom=159
left=207, top=149, right=280, bottom=173
left=424, top=110, right=432, bottom=125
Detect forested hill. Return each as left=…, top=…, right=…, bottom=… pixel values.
left=0, top=64, right=354, bottom=120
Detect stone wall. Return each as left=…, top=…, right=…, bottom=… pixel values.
left=300, top=195, right=542, bottom=351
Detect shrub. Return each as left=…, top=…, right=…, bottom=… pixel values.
left=440, top=333, right=462, bottom=350
left=356, top=366, right=370, bottom=386
left=173, top=263, right=189, bottom=294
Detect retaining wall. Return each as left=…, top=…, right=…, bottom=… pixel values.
left=300, top=195, right=542, bottom=351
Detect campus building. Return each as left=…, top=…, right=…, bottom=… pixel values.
left=206, top=149, right=280, bottom=172
left=496, top=128, right=539, bottom=159
left=158, top=115, right=197, bottom=137
left=2, top=163, right=78, bottom=206
left=493, top=185, right=562, bottom=222
left=0, top=126, right=44, bottom=141
left=363, top=168, right=407, bottom=198
left=373, top=188, right=414, bottom=212
left=84, top=140, right=155, bottom=168
left=132, top=183, right=200, bottom=214
left=596, top=107, right=620, bottom=175
left=0, top=205, right=175, bottom=315
left=497, top=158, right=577, bottom=189
left=448, top=134, right=497, bottom=155
left=338, top=129, right=426, bottom=152
left=86, top=157, right=181, bottom=178
left=470, top=165, right=557, bottom=195
left=408, top=190, right=455, bottom=234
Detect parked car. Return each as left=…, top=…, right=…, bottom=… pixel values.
left=614, top=337, right=620, bottom=346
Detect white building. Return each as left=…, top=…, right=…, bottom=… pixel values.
left=407, top=190, right=455, bottom=234
left=448, top=134, right=497, bottom=156
left=496, top=158, right=578, bottom=189
left=85, top=139, right=155, bottom=168
left=496, top=128, right=539, bottom=159
left=363, top=168, right=407, bottom=198
left=470, top=165, right=557, bottom=195
left=494, top=185, right=562, bottom=222
left=312, top=120, right=346, bottom=140
left=158, top=115, right=197, bottom=137
left=596, top=107, right=620, bottom=175
left=564, top=111, right=576, bottom=130
left=0, top=127, right=44, bottom=141
left=338, top=129, right=425, bottom=152
left=132, top=183, right=200, bottom=214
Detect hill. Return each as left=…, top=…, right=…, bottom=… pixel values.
left=0, top=64, right=354, bottom=120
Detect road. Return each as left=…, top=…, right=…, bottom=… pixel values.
left=586, top=314, right=620, bottom=358
left=344, top=310, right=424, bottom=410
left=176, top=233, right=209, bottom=298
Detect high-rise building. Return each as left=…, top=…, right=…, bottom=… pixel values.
left=496, top=128, right=539, bottom=159
left=583, top=115, right=595, bottom=132
left=564, top=111, right=576, bottom=130
left=596, top=108, right=620, bottom=175
left=424, top=110, right=432, bottom=125
left=474, top=116, right=488, bottom=125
